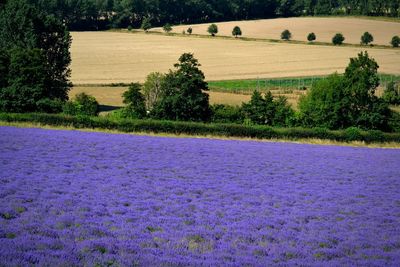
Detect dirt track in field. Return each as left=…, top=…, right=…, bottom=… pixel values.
left=155, top=17, right=400, bottom=46
left=70, top=31, right=400, bottom=85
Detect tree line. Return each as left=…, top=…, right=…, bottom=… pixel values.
left=2, top=0, right=398, bottom=31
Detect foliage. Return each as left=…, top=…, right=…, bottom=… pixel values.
left=63, top=93, right=99, bottom=116
left=299, top=73, right=349, bottom=129
left=25, top=0, right=400, bottom=31
left=391, top=36, right=400, bottom=48
left=141, top=17, right=152, bottom=32
left=207, top=24, right=218, bottom=36
left=382, top=82, right=400, bottom=105
left=299, top=52, right=392, bottom=131
left=361, top=32, right=373, bottom=45
left=0, top=0, right=71, bottom=112
left=151, top=53, right=211, bottom=122
left=332, top=33, right=345, bottom=45
left=163, top=23, right=172, bottom=33
left=281, top=29, right=292, bottom=40
left=307, top=32, right=316, bottom=42
left=242, top=90, right=294, bottom=126
left=187, top=27, right=193, bottom=35
left=232, top=26, right=242, bottom=37
left=1, top=112, right=400, bottom=143
left=143, top=72, right=165, bottom=112
left=122, top=83, right=146, bottom=119
left=211, top=104, right=243, bottom=124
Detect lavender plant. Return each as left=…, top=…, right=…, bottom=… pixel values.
left=0, top=126, right=399, bottom=266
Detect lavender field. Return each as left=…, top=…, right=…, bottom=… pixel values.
left=1, top=126, right=400, bottom=266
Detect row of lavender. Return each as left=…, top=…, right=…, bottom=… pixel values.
left=1, top=126, right=400, bottom=266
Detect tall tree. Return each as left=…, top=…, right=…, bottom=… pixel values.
left=0, top=0, right=72, bottom=112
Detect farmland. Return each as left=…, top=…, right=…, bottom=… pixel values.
left=1, top=126, right=400, bottom=265
left=155, top=17, right=400, bottom=46
left=70, top=31, right=400, bottom=85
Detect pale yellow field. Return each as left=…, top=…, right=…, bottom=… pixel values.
left=70, top=86, right=251, bottom=107
left=70, top=32, right=400, bottom=85
left=154, top=17, right=400, bottom=45
left=70, top=87, right=304, bottom=108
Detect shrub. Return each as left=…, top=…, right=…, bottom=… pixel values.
left=141, top=17, right=152, bottom=32
left=307, top=32, right=316, bottom=42
left=211, top=104, right=243, bottom=124
left=382, top=82, right=400, bottom=105
left=232, top=26, right=242, bottom=38
left=361, top=32, right=373, bottom=45
left=208, top=24, right=218, bottom=36
left=127, top=25, right=133, bottom=31
left=163, top=23, right=172, bottom=33
left=281, top=29, right=292, bottom=40
left=63, top=93, right=99, bottom=116
left=391, top=36, right=400, bottom=48
left=122, top=83, right=146, bottom=119
left=187, top=27, right=193, bottom=35
left=332, top=33, right=345, bottom=45
left=345, top=127, right=362, bottom=141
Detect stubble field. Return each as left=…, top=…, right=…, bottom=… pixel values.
left=155, top=17, right=400, bottom=46
left=70, top=31, right=400, bottom=85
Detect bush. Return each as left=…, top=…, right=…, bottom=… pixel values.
left=187, top=27, right=193, bottom=35
left=163, top=23, right=172, bottom=33
left=63, top=93, right=99, bottom=116
left=141, top=17, right=152, bottom=32
left=361, top=32, right=373, bottom=45
left=211, top=104, right=243, bottom=124
left=127, top=25, right=133, bottom=31
left=208, top=24, right=218, bottom=36
left=391, top=36, right=400, bottom=48
left=382, top=82, right=400, bottom=105
left=307, top=32, right=316, bottom=42
left=332, top=33, right=345, bottom=45
left=232, top=26, right=242, bottom=38
left=344, top=127, right=362, bottom=141
left=281, top=29, right=291, bottom=40
left=122, top=83, right=146, bottom=119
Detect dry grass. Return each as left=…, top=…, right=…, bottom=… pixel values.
left=70, top=32, right=400, bottom=85
left=154, top=17, right=400, bottom=46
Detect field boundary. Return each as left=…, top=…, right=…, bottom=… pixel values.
left=1, top=113, right=399, bottom=145
left=111, top=29, right=399, bottom=50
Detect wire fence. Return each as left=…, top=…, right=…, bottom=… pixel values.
left=216, top=74, right=400, bottom=93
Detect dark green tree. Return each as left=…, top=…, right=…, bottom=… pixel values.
left=0, top=0, right=71, bottom=112
left=307, top=32, right=316, bottom=42
left=152, top=53, right=211, bottom=122
left=391, top=36, right=400, bottom=48
left=122, top=83, right=147, bottom=118
left=281, top=29, right=292, bottom=40
left=232, top=26, right=242, bottom=37
left=332, top=33, right=345, bottom=45
left=242, top=90, right=267, bottom=125
left=208, top=23, right=218, bottom=36
left=361, top=32, right=373, bottom=45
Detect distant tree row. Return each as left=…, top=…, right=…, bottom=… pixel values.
left=6, top=0, right=399, bottom=31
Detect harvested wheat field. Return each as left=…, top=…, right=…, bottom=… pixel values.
left=155, top=17, right=400, bottom=46
left=71, top=32, right=400, bottom=85
left=70, top=86, right=253, bottom=107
